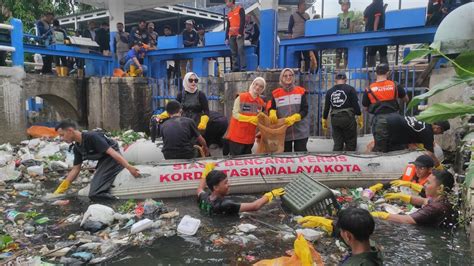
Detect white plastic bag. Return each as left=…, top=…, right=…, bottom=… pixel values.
left=81, top=204, right=116, bottom=226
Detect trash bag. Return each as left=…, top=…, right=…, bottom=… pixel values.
left=256, top=113, right=288, bottom=154
left=254, top=234, right=324, bottom=266
left=80, top=204, right=116, bottom=227
left=26, top=126, right=59, bottom=138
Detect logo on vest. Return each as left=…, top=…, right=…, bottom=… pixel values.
left=331, top=90, right=347, bottom=107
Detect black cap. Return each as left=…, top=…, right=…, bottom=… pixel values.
left=433, top=120, right=450, bottom=132
left=375, top=63, right=390, bottom=75
left=412, top=155, right=435, bottom=168
left=335, top=72, right=347, bottom=80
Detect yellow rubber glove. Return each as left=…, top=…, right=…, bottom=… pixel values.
left=158, top=111, right=169, bottom=120
left=198, top=115, right=210, bottom=130
left=371, top=211, right=390, bottom=220
left=321, top=119, right=328, bottom=130
left=269, top=109, right=278, bottom=124
left=201, top=162, right=216, bottom=179
left=357, top=116, right=364, bottom=129
left=384, top=193, right=411, bottom=203
left=284, top=113, right=302, bottom=126
left=294, top=234, right=313, bottom=266
left=390, top=180, right=423, bottom=193
left=368, top=183, right=384, bottom=193
left=297, top=216, right=334, bottom=234
left=54, top=180, right=71, bottom=194
left=264, top=188, right=285, bottom=202
left=237, top=114, right=258, bottom=126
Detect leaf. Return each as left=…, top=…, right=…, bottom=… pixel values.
left=402, top=49, right=432, bottom=64
left=0, top=234, right=13, bottom=250
left=454, top=51, right=474, bottom=78
left=407, top=75, right=474, bottom=110
left=416, top=102, right=474, bottom=124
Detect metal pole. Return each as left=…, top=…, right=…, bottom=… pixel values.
left=10, top=18, right=24, bottom=67
left=321, top=0, right=324, bottom=18
left=395, top=0, right=402, bottom=65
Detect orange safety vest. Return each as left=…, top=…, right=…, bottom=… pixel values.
left=226, top=92, right=264, bottom=144
left=228, top=5, right=242, bottom=37
left=365, top=80, right=399, bottom=114
left=401, top=164, right=429, bottom=185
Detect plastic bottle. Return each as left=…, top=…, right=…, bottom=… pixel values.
left=13, top=183, right=36, bottom=190
left=6, top=210, right=25, bottom=224
left=131, top=218, right=153, bottom=234
left=361, top=189, right=375, bottom=201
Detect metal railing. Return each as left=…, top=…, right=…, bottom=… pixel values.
left=0, top=19, right=24, bottom=66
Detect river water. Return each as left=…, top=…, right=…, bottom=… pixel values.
left=2, top=182, right=472, bottom=265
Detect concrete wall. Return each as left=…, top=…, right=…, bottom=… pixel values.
left=87, top=77, right=152, bottom=133
left=0, top=67, right=27, bottom=143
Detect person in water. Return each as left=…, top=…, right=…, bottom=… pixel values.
left=225, top=77, right=266, bottom=155
left=53, top=119, right=140, bottom=200
left=196, top=163, right=285, bottom=215
left=372, top=169, right=457, bottom=228
left=297, top=207, right=383, bottom=265
left=390, top=154, right=436, bottom=197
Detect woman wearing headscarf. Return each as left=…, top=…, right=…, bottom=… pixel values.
left=269, top=68, right=310, bottom=152
left=176, top=72, right=210, bottom=130
left=225, top=77, right=266, bottom=155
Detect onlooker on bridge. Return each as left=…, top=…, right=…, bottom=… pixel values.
left=123, top=41, right=147, bottom=77
left=288, top=1, right=310, bottom=72
left=95, top=22, right=110, bottom=55
left=225, top=0, right=246, bottom=72
left=181, top=20, right=198, bottom=76
left=51, top=19, right=68, bottom=76
left=425, top=0, right=470, bottom=26
left=130, top=20, right=149, bottom=45
left=36, top=12, right=54, bottom=74
left=82, top=21, right=97, bottom=41
left=114, top=22, right=130, bottom=63
left=244, top=14, right=259, bottom=56
left=197, top=24, right=205, bottom=47
left=364, top=0, right=388, bottom=67
left=147, top=22, right=158, bottom=49
left=163, top=25, right=178, bottom=80
left=336, top=0, right=355, bottom=69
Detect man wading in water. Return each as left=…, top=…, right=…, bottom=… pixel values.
left=53, top=120, right=140, bottom=200
left=196, top=163, right=285, bottom=215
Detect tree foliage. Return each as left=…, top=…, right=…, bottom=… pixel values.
left=0, top=0, right=92, bottom=29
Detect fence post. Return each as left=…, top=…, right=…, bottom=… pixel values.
left=10, top=18, right=24, bottom=67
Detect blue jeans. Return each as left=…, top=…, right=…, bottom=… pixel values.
left=124, top=59, right=147, bottom=75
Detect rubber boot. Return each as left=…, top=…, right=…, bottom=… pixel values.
left=129, top=65, right=137, bottom=77
left=61, top=67, right=69, bottom=77
left=367, top=55, right=376, bottom=68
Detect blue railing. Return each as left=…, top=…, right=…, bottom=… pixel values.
left=0, top=18, right=24, bottom=66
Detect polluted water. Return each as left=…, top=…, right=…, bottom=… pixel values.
left=0, top=131, right=472, bottom=265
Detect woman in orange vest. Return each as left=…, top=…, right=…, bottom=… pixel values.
left=390, top=154, right=434, bottom=197
left=269, top=68, right=310, bottom=152
left=226, top=77, right=266, bottom=155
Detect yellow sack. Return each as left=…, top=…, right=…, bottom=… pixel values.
left=254, top=234, right=324, bottom=266
left=256, top=113, right=288, bottom=154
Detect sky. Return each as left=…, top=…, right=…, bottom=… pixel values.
left=310, top=0, right=428, bottom=18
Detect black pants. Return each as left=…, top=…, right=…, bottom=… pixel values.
left=41, top=55, right=53, bottom=74
left=89, top=156, right=124, bottom=200
left=284, top=138, right=308, bottom=152
left=228, top=140, right=253, bottom=156
left=372, top=113, right=392, bottom=153
left=331, top=113, right=357, bottom=151
left=204, top=118, right=228, bottom=147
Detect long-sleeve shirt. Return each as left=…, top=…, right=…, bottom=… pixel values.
left=323, top=84, right=361, bottom=119
left=225, top=7, right=245, bottom=40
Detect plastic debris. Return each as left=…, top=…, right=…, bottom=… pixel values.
left=131, top=218, right=153, bottom=234
left=159, top=209, right=179, bottom=219
left=27, top=165, right=44, bottom=176
left=81, top=204, right=116, bottom=226
left=71, top=251, right=94, bottom=262
left=177, top=215, right=201, bottom=236
left=237, top=223, right=257, bottom=233
left=51, top=199, right=70, bottom=206
left=295, top=229, right=324, bottom=242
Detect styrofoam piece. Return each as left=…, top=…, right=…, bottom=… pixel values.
left=295, top=228, right=324, bottom=241
left=130, top=218, right=153, bottom=234
left=177, top=215, right=201, bottom=236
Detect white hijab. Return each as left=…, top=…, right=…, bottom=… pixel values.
left=183, top=72, right=199, bottom=93
left=249, top=77, right=266, bottom=98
